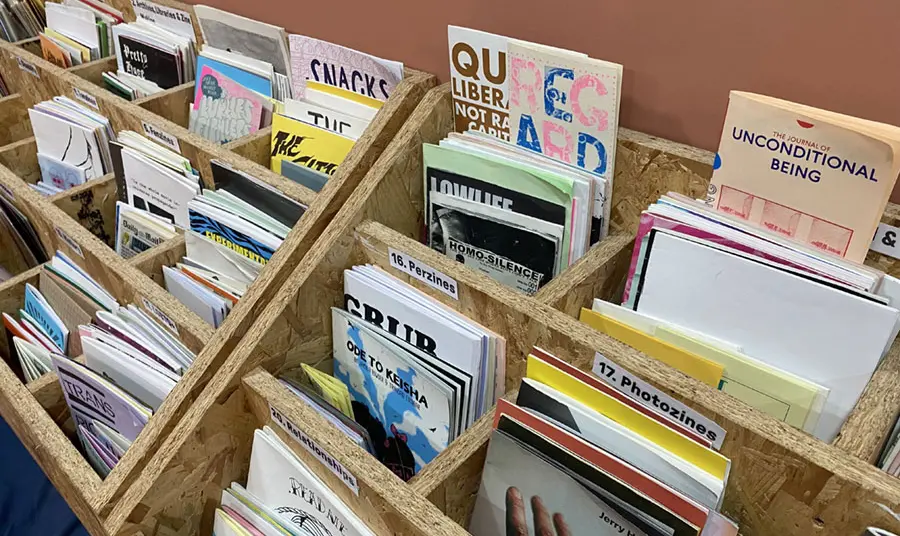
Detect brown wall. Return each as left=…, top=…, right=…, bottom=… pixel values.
left=193, top=0, right=900, bottom=196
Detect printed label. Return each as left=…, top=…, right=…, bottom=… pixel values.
left=0, top=183, right=14, bottom=201
left=141, top=297, right=179, bottom=336
left=269, top=404, right=360, bottom=495
left=447, top=237, right=542, bottom=295
left=388, top=247, right=459, bottom=300
left=141, top=121, right=181, bottom=153
left=871, top=223, right=900, bottom=260
left=72, top=87, right=99, bottom=110
left=54, top=227, right=84, bottom=259
left=592, top=352, right=726, bottom=449
left=16, top=57, right=39, bottom=78
left=131, top=0, right=195, bottom=41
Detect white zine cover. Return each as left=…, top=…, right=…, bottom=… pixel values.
left=342, top=267, right=486, bottom=389
left=29, top=109, right=106, bottom=180
left=288, top=35, right=403, bottom=101
left=447, top=26, right=510, bottom=141
left=51, top=353, right=150, bottom=442
left=469, top=430, right=646, bottom=536
left=283, top=98, right=370, bottom=140
left=634, top=229, right=900, bottom=441
left=246, top=427, right=375, bottom=536
left=122, top=148, right=199, bottom=227
left=332, top=308, right=453, bottom=475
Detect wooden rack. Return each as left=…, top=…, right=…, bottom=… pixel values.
left=0, top=4, right=437, bottom=533
left=85, top=83, right=900, bottom=536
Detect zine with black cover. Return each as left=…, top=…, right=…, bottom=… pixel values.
left=425, top=166, right=566, bottom=232
left=480, top=412, right=698, bottom=536
left=210, top=160, right=306, bottom=228
left=117, top=35, right=181, bottom=89
left=429, top=191, right=560, bottom=295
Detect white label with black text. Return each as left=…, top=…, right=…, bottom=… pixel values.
left=592, top=352, right=726, bottom=449
left=141, top=297, right=179, bottom=336
left=389, top=247, right=458, bottom=300
left=269, top=404, right=360, bottom=495
left=141, top=121, right=181, bottom=153
left=55, top=227, right=84, bottom=258
left=72, top=87, right=99, bottom=110
left=131, top=0, right=195, bottom=41
left=871, top=223, right=900, bottom=260
left=16, top=57, right=38, bottom=78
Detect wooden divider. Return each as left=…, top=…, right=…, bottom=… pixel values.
left=0, top=159, right=215, bottom=535
left=241, top=367, right=470, bottom=536
left=88, top=81, right=900, bottom=536
left=0, top=15, right=438, bottom=536
left=104, top=202, right=900, bottom=536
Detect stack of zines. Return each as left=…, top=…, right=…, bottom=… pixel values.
left=160, top=160, right=305, bottom=327
left=423, top=27, right=622, bottom=295
left=0, top=0, right=42, bottom=41
left=180, top=6, right=403, bottom=186
left=186, top=6, right=287, bottom=144
left=214, top=427, right=374, bottom=535
left=267, top=33, right=403, bottom=191
left=110, top=127, right=193, bottom=259
left=469, top=347, right=737, bottom=536
left=40, top=0, right=122, bottom=67
left=4, top=250, right=196, bottom=477
left=103, top=16, right=196, bottom=99
left=28, top=97, right=114, bottom=196
left=265, top=265, right=506, bottom=482
left=0, top=190, right=47, bottom=276
left=585, top=91, right=900, bottom=447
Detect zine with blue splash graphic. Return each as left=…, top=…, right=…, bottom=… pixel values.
left=331, top=307, right=454, bottom=481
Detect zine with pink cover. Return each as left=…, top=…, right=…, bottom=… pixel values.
left=507, top=40, right=621, bottom=182
left=221, top=506, right=265, bottom=536
left=288, top=35, right=403, bottom=101
left=622, top=211, right=848, bottom=305
left=191, top=65, right=265, bottom=144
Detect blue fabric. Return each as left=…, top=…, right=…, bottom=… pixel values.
left=0, top=416, right=88, bottom=536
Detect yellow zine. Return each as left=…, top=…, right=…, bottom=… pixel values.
left=44, top=28, right=90, bottom=62
left=269, top=113, right=355, bottom=175
left=525, top=355, right=730, bottom=481
left=307, top=81, right=384, bottom=110
left=579, top=308, right=724, bottom=388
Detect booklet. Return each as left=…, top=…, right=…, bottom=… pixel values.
left=708, top=91, right=900, bottom=263
left=269, top=113, right=355, bottom=176
left=190, top=65, right=267, bottom=144
left=332, top=307, right=455, bottom=479
left=288, top=34, right=403, bottom=101
left=246, top=427, right=375, bottom=536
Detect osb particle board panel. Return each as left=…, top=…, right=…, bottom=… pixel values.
left=0, top=93, right=33, bottom=146
left=0, top=137, right=40, bottom=182
left=242, top=368, right=471, bottom=536
left=134, top=82, right=194, bottom=129
left=0, top=41, right=316, bottom=206
left=99, top=82, right=448, bottom=536
left=48, top=175, right=118, bottom=247
left=91, top=72, right=437, bottom=528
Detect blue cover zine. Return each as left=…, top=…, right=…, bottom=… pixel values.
left=331, top=307, right=454, bottom=481
left=24, top=283, right=68, bottom=353
left=195, top=55, right=273, bottom=98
